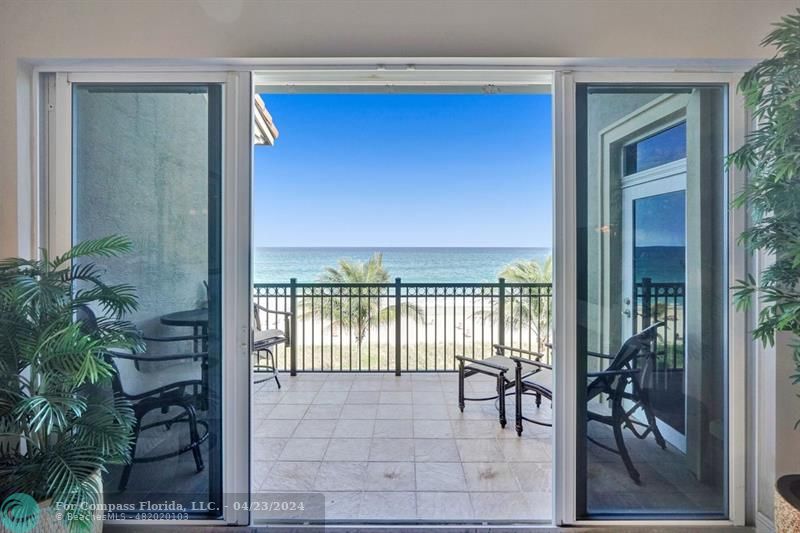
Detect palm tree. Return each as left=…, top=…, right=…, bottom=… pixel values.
left=476, top=256, right=553, bottom=332
left=499, top=256, right=552, bottom=284
left=306, top=253, right=424, bottom=346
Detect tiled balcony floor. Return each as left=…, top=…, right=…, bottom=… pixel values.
left=104, top=371, right=721, bottom=523
left=252, top=372, right=553, bottom=523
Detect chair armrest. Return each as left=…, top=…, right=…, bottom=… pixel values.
left=110, top=350, right=208, bottom=363
left=254, top=303, right=293, bottom=317
left=587, top=350, right=615, bottom=359
left=493, top=344, right=545, bottom=360
left=143, top=334, right=207, bottom=343
left=587, top=368, right=640, bottom=378
left=509, top=355, right=551, bottom=371
left=455, top=355, right=507, bottom=373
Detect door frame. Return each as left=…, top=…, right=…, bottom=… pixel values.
left=621, top=173, right=688, bottom=453
left=601, top=94, right=691, bottom=453
left=21, top=62, right=750, bottom=528
left=45, top=70, right=253, bottom=526
left=598, top=92, right=689, bottom=349
left=554, top=71, right=748, bottom=527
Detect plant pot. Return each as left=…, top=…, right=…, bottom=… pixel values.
left=776, top=474, right=800, bottom=532
left=1, top=471, right=104, bottom=533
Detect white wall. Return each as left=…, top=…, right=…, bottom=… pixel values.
left=1, top=0, right=799, bottom=257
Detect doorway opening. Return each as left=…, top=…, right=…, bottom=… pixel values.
left=249, top=86, right=554, bottom=524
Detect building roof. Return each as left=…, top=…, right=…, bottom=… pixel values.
left=254, top=94, right=279, bottom=145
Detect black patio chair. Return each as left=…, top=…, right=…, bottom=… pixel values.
left=455, top=346, right=545, bottom=428
left=511, top=322, right=667, bottom=483
left=76, top=306, right=208, bottom=491
left=252, top=303, right=292, bottom=388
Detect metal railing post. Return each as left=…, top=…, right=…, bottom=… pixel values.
left=395, top=277, right=402, bottom=376
left=498, top=277, right=506, bottom=347
left=641, top=277, right=652, bottom=329
left=289, top=277, right=297, bottom=376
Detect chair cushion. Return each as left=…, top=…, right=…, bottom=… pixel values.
left=465, top=355, right=541, bottom=375
left=522, top=368, right=553, bottom=395
left=254, top=328, right=286, bottom=348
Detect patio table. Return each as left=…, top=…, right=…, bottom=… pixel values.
left=160, top=308, right=210, bottom=410
left=161, top=308, right=208, bottom=353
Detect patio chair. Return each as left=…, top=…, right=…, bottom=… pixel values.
left=252, top=303, right=292, bottom=388
left=76, top=305, right=208, bottom=491
left=510, top=322, right=667, bottom=483
left=455, top=346, right=545, bottom=428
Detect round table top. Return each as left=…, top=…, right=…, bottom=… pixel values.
left=160, top=308, right=209, bottom=327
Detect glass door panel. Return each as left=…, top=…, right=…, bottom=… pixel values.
left=632, top=189, right=687, bottom=443
left=72, top=84, right=224, bottom=517
left=576, top=85, right=727, bottom=518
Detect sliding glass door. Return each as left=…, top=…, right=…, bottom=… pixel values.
left=50, top=72, right=253, bottom=525
left=73, top=82, right=224, bottom=515
left=574, top=83, right=730, bottom=519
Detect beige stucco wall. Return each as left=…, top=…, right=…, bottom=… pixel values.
left=72, top=88, right=210, bottom=326
left=72, top=87, right=214, bottom=392
left=1, top=0, right=799, bottom=257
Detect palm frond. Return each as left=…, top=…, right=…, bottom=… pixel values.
left=51, top=235, right=133, bottom=268
left=727, top=9, right=800, bottom=419
left=72, top=394, right=135, bottom=462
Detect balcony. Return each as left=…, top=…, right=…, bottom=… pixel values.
left=246, top=278, right=707, bottom=522
left=251, top=371, right=553, bottom=522
left=251, top=370, right=717, bottom=522
left=102, top=278, right=699, bottom=523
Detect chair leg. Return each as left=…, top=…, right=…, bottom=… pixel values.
left=640, top=391, right=666, bottom=450
left=535, top=391, right=542, bottom=408
left=185, top=403, right=205, bottom=473
left=612, top=402, right=640, bottom=483
left=497, top=375, right=507, bottom=428
left=267, top=349, right=281, bottom=389
left=515, top=363, right=523, bottom=436
left=458, top=361, right=465, bottom=412
left=119, top=418, right=141, bottom=491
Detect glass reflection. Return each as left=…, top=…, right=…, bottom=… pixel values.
left=73, top=84, right=223, bottom=517
left=578, top=85, right=727, bottom=518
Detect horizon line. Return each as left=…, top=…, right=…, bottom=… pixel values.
left=253, top=245, right=554, bottom=249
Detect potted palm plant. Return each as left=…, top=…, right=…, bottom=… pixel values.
left=728, top=9, right=800, bottom=531
left=0, top=236, right=141, bottom=533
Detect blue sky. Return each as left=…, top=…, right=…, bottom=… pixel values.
left=254, top=93, right=552, bottom=247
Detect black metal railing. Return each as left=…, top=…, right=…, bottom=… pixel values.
left=253, top=278, right=552, bottom=373
left=633, top=277, right=685, bottom=370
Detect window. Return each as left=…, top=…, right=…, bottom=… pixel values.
left=623, top=121, right=687, bottom=175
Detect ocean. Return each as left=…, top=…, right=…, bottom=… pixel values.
left=634, top=246, right=686, bottom=285
left=253, top=246, right=685, bottom=284
left=253, top=247, right=552, bottom=284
